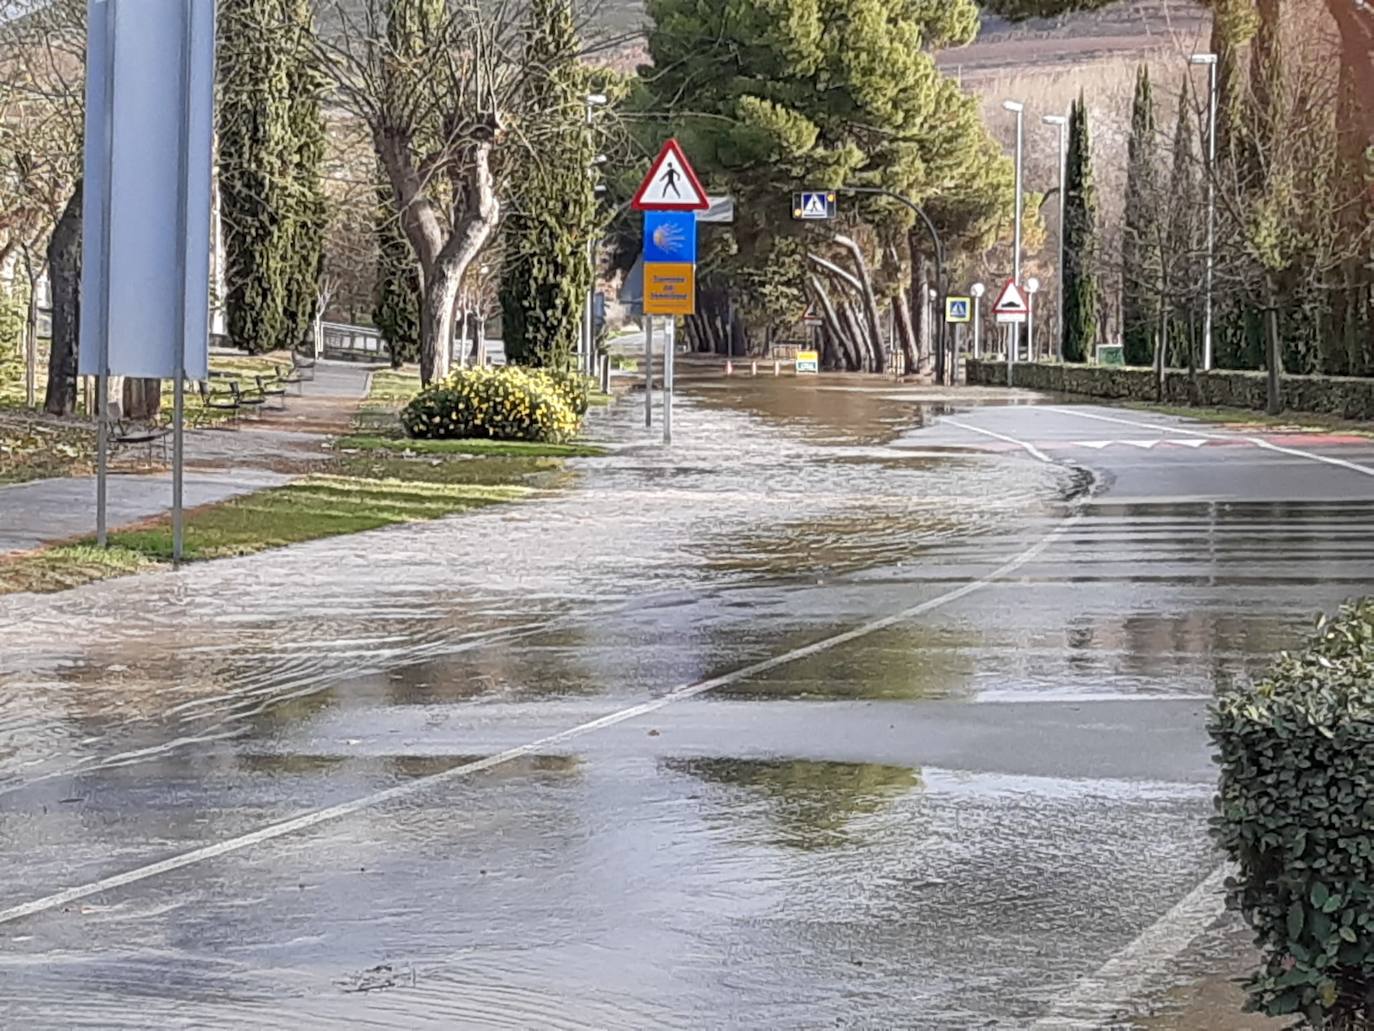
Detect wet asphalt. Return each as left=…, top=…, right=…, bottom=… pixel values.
left=2, top=380, right=1372, bottom=1029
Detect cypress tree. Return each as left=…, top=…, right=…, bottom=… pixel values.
left=218, top=0, right=324, bottom=354
left=219, top=0, right=289, bottom=353
left=1165, top=83, right=1200, bottom=370
left=499, top=0, right=597, bottom=370
left=374, top=176, right=421, bottom=367
left=1062, top=93, right=1100, bottom=364
left=1121, top=65, right=1160, bottom=367
left=279, top=0, right=327, bottom=353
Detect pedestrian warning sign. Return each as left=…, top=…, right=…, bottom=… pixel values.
left=632, top=139, right=709, bottom=212
left=945, top=296, right=971, bottom=323
left=793, top=190, right=837, bottom=221
left=993, top=279, right=1029, bottom=324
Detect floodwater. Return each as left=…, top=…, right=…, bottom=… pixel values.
left=3, top=377, right=1372, bottom=1028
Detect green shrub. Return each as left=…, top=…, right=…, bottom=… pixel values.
left=400, top=365, right=580, bottom=443
left=1210, top=600, right=1374, bottom=1027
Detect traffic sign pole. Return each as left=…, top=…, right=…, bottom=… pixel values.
left=644, top=316, right=653, bottom=428
left=663, top=318, right=674, bottom=445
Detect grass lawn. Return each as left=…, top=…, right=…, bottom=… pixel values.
left=1124, top=401, right=1374, bottom=436
left=0, top=472, right=532, bottom=595
left=334, top=433, right=606, bottom=458
left=0, top=418, right=95, bottom=485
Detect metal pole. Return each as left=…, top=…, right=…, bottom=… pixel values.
left=95, top=0, right=116, bottom=551
left=1007, top=327, right=1015, bottom=387
left=1027, top=292, right=1036, bottom=367
left=171, top=0, right=194, bottom=567
left=1203, top=60, right=1218, bottom=371
left=973, top=295, right=982, bottom=358
left=1056, top=119, right=1067, bottom=362
left=584, top=235, right=595, bottom=377
left=663, top=318, right=673, bottom=445
left=96, top=372, right=108, bottom=547
left=1013, top=109, right=1024, bottom=286
left=643, top=316, right=653, bottom=428
left=24, top=292, right=35, bottom=407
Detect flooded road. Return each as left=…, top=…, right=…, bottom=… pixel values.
left=2, top=380, right=1372, bottom=1028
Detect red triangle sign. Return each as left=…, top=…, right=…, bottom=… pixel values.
left=993, top=279, right=1029, bottom=315
left=632, top=139, right=710, bottom=212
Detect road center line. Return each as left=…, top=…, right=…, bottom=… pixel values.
left=1046, top=406, right=1374, bottom=478
left=943, top=417, right=1054, bottom=464
left=0, top=511, right=1081, bottom=928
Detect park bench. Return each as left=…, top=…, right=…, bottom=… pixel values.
left=194, top=380, right=240, bottom=427
left=110, top=418, right=172, bottom=468
left=291, top=349, right=316, bottom=382
left=255, top=373, right=288, bottom=409
left=228, top=379, right=267, bottom=417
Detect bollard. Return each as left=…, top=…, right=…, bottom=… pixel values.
left=725, top=360, right=733, bottom=376
left=751, top=361, right=758, bottom=376
left=773, top=360, right=780, bottom=376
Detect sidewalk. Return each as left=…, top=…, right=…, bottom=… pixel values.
left=0, top=469, right=291, bottom=555
left=0, top=360, right=372, bottom=556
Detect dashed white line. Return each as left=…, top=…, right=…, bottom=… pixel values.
left=1047, top=406, right=1374, bottom=478
left=0, top=510, right=1081, bottom=928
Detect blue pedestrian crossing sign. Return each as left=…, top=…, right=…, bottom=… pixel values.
left=945, top=296, right=972, bottom=324
left=793, top=190, right=837, bottom=221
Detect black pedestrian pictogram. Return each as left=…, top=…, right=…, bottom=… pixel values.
left=659, top=165, right=681, bottom=198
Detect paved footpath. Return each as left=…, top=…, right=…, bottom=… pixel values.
left=0, top=360, right=373, bottom=556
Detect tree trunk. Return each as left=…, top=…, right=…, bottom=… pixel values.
left=810, top=276, right=857, bottom=371
left=1154, top=294, right=1168, bottom=403
left=45, top=183, right=82, bottom=417
left=123, top=378, right=162, bottom=421
left=841, top=300, right=870, bottom=371
left=1264, top=274, right=1283, bottom=416
left=420, top=264, right=460, bottom=384
left=894, top=288, right=917, bottom=375
left=1325, top=2, right=1374, bottom=204
left=910, top=246, right=929, bottom=373
left=834, top=236, right=886, bottom=373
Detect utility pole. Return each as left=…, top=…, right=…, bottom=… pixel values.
left=583, top=93, right=607, bottom=376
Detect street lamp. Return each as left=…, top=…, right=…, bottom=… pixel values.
left=971, top=282, right=986, bottom=359
left=583, top=94, right=609, bottom=376
left=1190, top=53, right=1219, bottom=371
left=1043, top=113, right=1068, bottom=362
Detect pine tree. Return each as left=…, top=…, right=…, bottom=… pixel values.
left=1062, top=93, right=1100, bottom=364
left=1121, top=65, right=1160, bottom=367
left=218, top=0, right=323, bottom=354
left=499, top=0, right=598, bottom=370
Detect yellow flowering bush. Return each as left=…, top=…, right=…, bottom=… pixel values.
left=400, top=365, right=581, bottom=443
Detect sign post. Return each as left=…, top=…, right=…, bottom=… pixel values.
left=81, top=0, right=215, bottom=564
left=971, top=283, right=986, bottom=359
left=633, top=139, right=708, bottom=444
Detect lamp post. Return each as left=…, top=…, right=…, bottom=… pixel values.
left=1003, top=100, right=1025, bottom=364
left=583, top=94, right=608, bottom=376
left=1042, top=113, right=1068, bottom=362
left=1189, top=54, right=1219, bottom=372
left=1026, top=276, right=1040, bottom=360
left=971, top=282, right=985, bottom=359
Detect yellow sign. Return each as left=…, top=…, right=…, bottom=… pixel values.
left=795, top=350, right=820, bottom=374
left=643, top=262, right=696, bottom=316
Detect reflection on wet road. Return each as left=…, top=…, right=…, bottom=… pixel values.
left=2, top=381, right=1372, bottom=1028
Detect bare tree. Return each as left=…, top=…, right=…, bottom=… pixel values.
left=309, top=0, right=533, bottom=384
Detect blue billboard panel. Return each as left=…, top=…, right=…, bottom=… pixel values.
left=643, top=210, right=698, bottom=265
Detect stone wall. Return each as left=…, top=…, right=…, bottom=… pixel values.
left=964, top=361, right=1374, bottom=421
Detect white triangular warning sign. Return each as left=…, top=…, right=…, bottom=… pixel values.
left=993, top=279, right=1029, bottom=315
left=802, top=194, right=828, bottom=218
left=632, top=139, right=710, bottom=212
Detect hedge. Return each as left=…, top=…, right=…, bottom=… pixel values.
left=401, top=366, right=583, bottom=443
left=1210, top=600, right=1374, bottom=1026
left=965, top=360, right=1374, bottom=421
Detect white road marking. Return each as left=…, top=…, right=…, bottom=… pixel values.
left=0, top=512, right=1081, bottom=928
left=943, top=418, right=1053, bottom=464
left=1030, top=865, right=1230, bottom=1028
left=1047, top=407, right=1374, bottom=478
left=1122, top=439, right=1159, bottom=450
